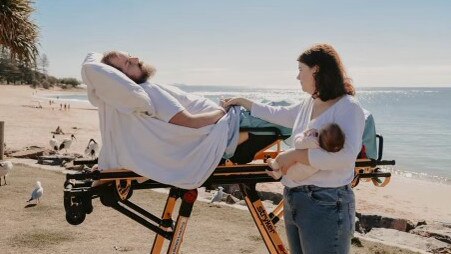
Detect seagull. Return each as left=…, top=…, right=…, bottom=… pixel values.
left=49, top=135, right=59, bottom=151
left=84, top=139, right=99, bottom=159
left=210, top=186, right=224, bottom=203
left=59, top=134, right=76, bottom=153
left=27, top=181, right=44, bottom=204
left=0, top=161, right=13, bottom=186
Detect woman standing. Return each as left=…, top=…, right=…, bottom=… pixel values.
left=223, top=43, right=365, bottom=253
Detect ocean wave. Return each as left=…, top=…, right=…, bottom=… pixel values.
left=39, top=94, right=90, bottom=103
left=380, top=166, right=450, bottom=185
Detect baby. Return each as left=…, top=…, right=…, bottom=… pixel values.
left=268, top=123, right=345, bottom=181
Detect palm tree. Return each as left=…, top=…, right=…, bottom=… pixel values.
left=0, top=0, right=39, bottom=66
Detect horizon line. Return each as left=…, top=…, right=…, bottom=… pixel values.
left=74, top=83, right=451, bottom=90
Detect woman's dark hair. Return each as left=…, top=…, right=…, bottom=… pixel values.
left=298, top=44, right=355, bottom=101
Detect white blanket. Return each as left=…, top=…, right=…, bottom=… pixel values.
left=81, top=52, right=229, bottom=189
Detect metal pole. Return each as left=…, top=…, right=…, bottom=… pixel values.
left=0, top=121, right=4, bottom=160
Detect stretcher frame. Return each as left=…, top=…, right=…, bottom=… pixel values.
left=64, top=129, right=395, bottom=254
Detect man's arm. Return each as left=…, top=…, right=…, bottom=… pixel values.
left=169, top=109, right=226, bottom=129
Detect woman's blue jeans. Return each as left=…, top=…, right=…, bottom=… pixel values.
left=284, top=185, right=355, bottom=254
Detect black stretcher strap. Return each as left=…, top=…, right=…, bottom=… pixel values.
left=355, top=172, right=391, bottom=178
left=355, top=159, right=396, bottom=168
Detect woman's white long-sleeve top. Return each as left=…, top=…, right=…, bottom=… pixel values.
left=251, top=95, right=365, bottom=188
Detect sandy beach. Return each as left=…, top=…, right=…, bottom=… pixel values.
left=1, top=84, right=450, bottom=253
left=1, top=164, right=424, bottom=254
left=0, top=85, right=100, bottom=154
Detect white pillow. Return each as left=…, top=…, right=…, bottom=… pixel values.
left=81, top=52, right=154, bottom=115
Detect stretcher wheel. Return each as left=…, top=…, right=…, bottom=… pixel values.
left=66, top=206, right=86, bottom=225
left=100, top=192, right=117, bottom=207
left=83, top=196, right=94, bottom=214
left=371, top=176, right=391, bottom=187
left=63, top=193, right=72, bottom=211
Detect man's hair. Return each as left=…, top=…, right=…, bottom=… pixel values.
left=318, top=123, right=345, bottom=153
left=298, top=43, right=355, bottom=101
left=101, top=51, right=156, bottom=84
left=101, top=51, right=120, bottom=66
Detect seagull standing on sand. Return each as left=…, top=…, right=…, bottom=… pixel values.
left=210, top=186, right=224, bottom=203
left=49, top=135, right=59, bottom=151
left=27, top=181, right=43, bottom=204
left=0, top=161, right=13, bottom=186
left=84, top=139, right=99, bottom=159
left=59, top=134, right=76, bottom=153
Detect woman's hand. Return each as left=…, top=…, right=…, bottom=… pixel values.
left=275, top=149, right=310, bottom=175
left=221, top=97, right=253, bottom=111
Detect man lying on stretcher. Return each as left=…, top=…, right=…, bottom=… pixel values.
left=83, top=51, right=292, bottom=189
left=82, top=51, right=377, bottom=190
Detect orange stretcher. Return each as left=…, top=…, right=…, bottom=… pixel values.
left=63, top=128, right=395, bottom=254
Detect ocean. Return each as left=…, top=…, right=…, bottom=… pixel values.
left=45, top=86, right=451, bottom=183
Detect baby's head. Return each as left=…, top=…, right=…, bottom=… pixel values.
left=318, top=123, right=345, bottom=152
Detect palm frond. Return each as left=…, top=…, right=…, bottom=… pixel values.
left=0, top=0, right=39, bottom=66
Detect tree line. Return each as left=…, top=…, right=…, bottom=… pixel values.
left=0, top=47, right=80, bottom=89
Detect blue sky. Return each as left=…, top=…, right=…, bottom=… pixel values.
left=34, top=1, right=451, bottom=88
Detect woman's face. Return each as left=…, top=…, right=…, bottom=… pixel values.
left=297, top=62, right=317, bottom=95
